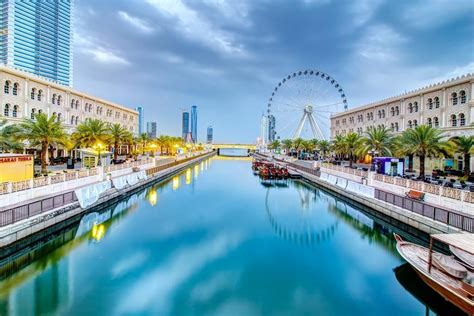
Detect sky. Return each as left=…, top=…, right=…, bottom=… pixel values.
left=73, top=0, right=474, bottom=143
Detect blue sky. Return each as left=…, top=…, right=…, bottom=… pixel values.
left=73, top=0, right=473, bottom=143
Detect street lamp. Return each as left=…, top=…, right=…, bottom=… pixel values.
left=369, top=149, right=379, bottom=172
left=94, top=142, right=104, bottom=166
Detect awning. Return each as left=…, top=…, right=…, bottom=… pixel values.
left=431, top=233, right=474, bottom=255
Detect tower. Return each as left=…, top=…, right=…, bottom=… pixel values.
left=182, top=111, right=190, bottom=142
left=260, top=114, right=268, bottom=145
left=190, top=105, right=197, bottom=144
left=207, top=126, right=213, bottom=144
left=136, top=106, right=144, bottom=135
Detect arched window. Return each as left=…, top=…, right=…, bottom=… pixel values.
left=414, top=102, right=418, bottom=112
left=381, top=109, right=385, bottom=118
left=96, top=106, right=100, bottom=115
left=38, top=109, right=42, bottom=115
left=12, top=82, right=18, bottom=95
left=70, top=115, right=75, bottom=125
left=408, top=103, right=413, bottom=113
left=450, top=114, right=457, bottom=127
left=12, top=105, right=18, bottom=117
left=394, top=122, right=399, bottom=131
left=57, top=113, right=61, bottom=122
left=434, top=97, right=440, bottom=108
left=4, top=81, right=10, bottom=94
left=427, top=98, right=433, bottom=110
left=408, top=120, right=412, bottom=129
left=413, top=119, right=418, bottom=127
left=52, top=112, right=57, bottom=119
left=4, top=104, right=10, bottom=116
left=57, top=95, right=62, bottom=106
left=460, top=90, right=467, bottom=104
left=377, top=110, right=381, bottom=119
left=452, top=92, right=458, bottom=105
left=427, top=118, right=432, bottom=127
left=433, top=117, right=439, bottom=127
left=31, top=88, right=36, bottom=100
left=75, top=100, right=79, bottom=109
left=390, top=107, right=394, bottom=116
left=52, top=94, right=57, bottom=105
left=75, top=116, right=79, bottom=125
left=459, top=113, right=466, bottom=126
left=37, top=90, right=43, bottom=101
left=71, top=99, right=75, bottom=108
left=31, top=108, right=36, bottom=119
left=395, top=106, right=399, bottom=115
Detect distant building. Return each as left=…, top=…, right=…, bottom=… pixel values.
left=136, top=106, right=144, bottom=134
left=260, top=114, right=268, bottom=145
left=182, top=111, right=190, bottom=141
left=147, top=122, right=157, bottom=138
left=0, top=1, right=73, bottom=86
left=191, top=105, right=198, bottom=143
left=207, top=126, right=213, bottom=144
left=268, top=114, right=276, bottom=142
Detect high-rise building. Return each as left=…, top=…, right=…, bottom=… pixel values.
left=0, top=1, right=73, bottom=86
left=260, top=114, right=268, bottom=145
left=146, top=122, right=157, bottom=138
left=268, top=114, right=276, bottom=142
left=136, top=106, right=144, bottom=134
left=191, top=105, right=198, bottom=144
left=207, top=126, right=213, bottom=144
left=182, top=111, right=190, bottom=141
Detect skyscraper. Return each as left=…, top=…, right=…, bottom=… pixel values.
left=207, top=126, right=213, bottom=144
left=260, top=114, right=268, bottom=145
left=268, top=114, right=276, bottom=142
left=182, top=111, right=190, bottom=142
left=0, top=1, right=73, bottom=86
left=136, top=106, right=144, bottom=134
left=190, top=105, right=198, bottom=144
left=146, top=122, right=157, bottom=138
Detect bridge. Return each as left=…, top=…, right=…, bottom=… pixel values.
left=211, top=143, right=256, bottom=150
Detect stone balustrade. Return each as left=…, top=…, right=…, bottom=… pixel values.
left=321, top=163, right=369, bottom=178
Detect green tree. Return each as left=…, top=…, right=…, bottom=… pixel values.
left=452, top=135, right=474, bottom=177
left=343, top=132, right=363, bottom=167
left=72, top=119, right=110, bottom=148
left=281, top=139, right=293, bottom=155
left=358, top=125, right=393, bottom=158
left=292, top=138, right=304, bottom=156
left=318, top=140, right=330, bottom=159
left=108, top=123, right=131, bottom=160
left=19, top=113, right=67, bottom=175
left=138, top=133, right=150, bottom=155
left=268, top=140, right=281, bottom=152
left=331, top=134, right=346, bottom=160
left=397, top=125, right=453, bottom=178
left=0, top=118, right=22, bottom=152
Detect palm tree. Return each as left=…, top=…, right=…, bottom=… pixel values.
left=156, top=135, right=168, bottom=155
left=268, top=140, right=281, bottom=152
left=331, top=134, right=346, bottom=160
left=397, top=125, right=453, bottom=178
left=108, top=123, right=130, bottom=160
left=72, top=118, right=110, bottom=148
left=318, top=140, right=330, bottom=159
left=19, top=113, right=67, bottom=175
left=0, top=118, right=22, bottom=152
left=358, top=125, right=393, bottom=158
left=453, top=135, right=474, bottom=177
left=293, top=138, right=304, bottom=157
left=281, top=139, right=293, bottom=155
left=138, top=133, right=150, bottom=155
left=343, top=132, right=363, bottom=167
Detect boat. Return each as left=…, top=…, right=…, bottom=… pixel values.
left=393, top=233, right=474, bottom=315
left=451, top=245, right=474, bottom=270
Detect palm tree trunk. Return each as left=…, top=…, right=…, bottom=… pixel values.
left=349, top=153, right=353, bottom=167
left=464, top=153, right=470, bottom=177
left=41, top=141, right=49, bottom=175
left=419, top=155, right=425, bottom=178
left=408, top=154, right=414, bottom=172
left=114, top=141, right=119, bottom=160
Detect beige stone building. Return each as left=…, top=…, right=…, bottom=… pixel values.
left=331, top=73, right=474, bottom=139
left=0, top=65, right=138, bottom=135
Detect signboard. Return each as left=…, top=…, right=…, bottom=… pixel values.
left=0, top=156, right=32, bottom=163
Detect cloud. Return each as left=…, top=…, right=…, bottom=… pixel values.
left=118, top=11, right=154, bottom=33
left=146, top=0, right=247, bottom=57
left=75, top=34, right=130, bottom=65
left=350, top=0, right=384, bottom=27
left=402, top=0, right=473, bottom=29
left=356, top=24, right=407, bottom=62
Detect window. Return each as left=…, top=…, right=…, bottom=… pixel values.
left=390, top=123, right=394, bottom=130
left=408, top=103, right=413, bottom=113
left=413, top=119, right=418, bottom=127
left=390, top=107, right=394, bottom=116
left=4, top=81, right=10, bottom=94
left=434, top=117, right=439, bottom=127
left=52, top=94, right=57, bottom=105
left=75, top=100, right=79, bottom=109
left=460, top=90, right=467, bottom=104
left=38, top=109, right=42, bottom=114
left=71, top=115, right=75, bottom=125
left=52, top=112, right=57, bottom=118
left=414, top=102, right=418, bottom=112
left=452, top=92, right=458, bottom=105
left=12, top=105, right=18, bottom=117
left=31, top=108, right=36, bottom=119
left=57, top=113, right=62, bottom=122
left=459, top=113, right=466, bottom=126
left=434, top=97, right=440, bottom=108
left=4, top=104, right=10, bottom=116
left=427, top=98, right=433, bottom=110
left=71, top=99, right=75, bottom=108
left=75, top=117, right=79, bottom=125
left=450, top=114, right=457, bottom=127
left=37, top=90, right=43, bottom=101
left=394, top=122, right=399, bottom=132
left=378, top=110, right=382, bottom=119
left=57, top=95, right=62, bottom=106
left=407, top=120, right=412, bottom=129
left=31, top=88, right=36, bottom=100
left=382, top=109, right=385, bottom=118
left=427, top=118, right=432, bottom=127
left=395, top=106, right=399, bottom=115
left=12, top=83, right=18, bottom=96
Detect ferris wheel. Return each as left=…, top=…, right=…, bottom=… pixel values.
left=267, top=69, right=348, bottom=140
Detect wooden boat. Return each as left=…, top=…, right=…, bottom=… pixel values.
left=393, top=233, right=474, bottom=315
left=451, top=245, right=474, bottom=270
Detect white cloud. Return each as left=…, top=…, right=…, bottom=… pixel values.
left=156, top=51, right=184, bottom=64
left=204, top=0, right=252, bottom=27
left=356, top=24, right=407, bottom=62
left=146, top=0, right=247, bottom=57
left=75, top=34, right=130, bottom=66
left=118, top=11, right=154, bottom=34
left=350, top=0, right=384, bottom=27
left=402, top=0, right=472, bottom=29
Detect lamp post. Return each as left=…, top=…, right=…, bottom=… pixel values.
left=95, top=143, right=104, bottom=166
left=369, top=149, right=379, bottom=172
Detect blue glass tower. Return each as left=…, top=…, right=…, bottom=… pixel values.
left=136, top=106, right=144, bottom=135
left=182, top=111, right=190, bottom=142
left=190, top=105, right=197, bottom=144
left=0, top=1, right=73, bottom=86
left=206, top=126, right=213, bottom=144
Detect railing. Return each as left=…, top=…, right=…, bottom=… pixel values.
left=146, top=152, right=214, bottom=176
left=372, top=173, right=474, bottom=203
left=0, top=191, right=77, bottom=228
left=0, top=159, right=153, bottom=196
left=375, top=189, right=473, bottom=233
left=320, top=163, right=369, bottom=178
left=286, top=162, right=320, bottom=177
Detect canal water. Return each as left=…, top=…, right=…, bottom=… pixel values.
left=0, top=157, right=465, bottom=315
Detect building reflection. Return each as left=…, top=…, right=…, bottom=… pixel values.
left=147, top=188, right=158, bottom=206
left=172, top=176, right=180, bottom=190
left=194, top=165, right=199, bottom=178
left=185, top=168, right=192, bottom=185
